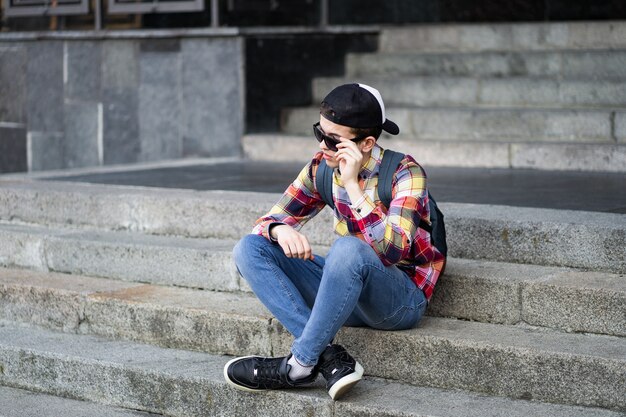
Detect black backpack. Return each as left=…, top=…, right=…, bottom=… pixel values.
left=315, top=150, right=448, bottom=257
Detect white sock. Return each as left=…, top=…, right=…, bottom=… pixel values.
left=287, top=355, right=314, bottom=380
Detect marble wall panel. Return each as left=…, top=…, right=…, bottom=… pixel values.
left=0, top=44, right=27, bottom=124
left=102, top=88, right=140, bottom=165
left=0, top=126, right=27, bottom=173
left=26, top=41, right=64, bottom=132
left=65, top=41, right=102, bottom=101
left=102, top=41, right=139, bottom=90
left=63, top=100, right=100, bottom=168
left=181, top=38, right=244, bottom=158
left=138, top=49, right=182, bottom=162
left=29, top=131, right=65, bottom=171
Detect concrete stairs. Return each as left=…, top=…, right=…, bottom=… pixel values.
left=244, top=21, right=626, bottom=172
left=0, top=177, right=625, bottom=416
left=0, top=386, right=160, bottom=417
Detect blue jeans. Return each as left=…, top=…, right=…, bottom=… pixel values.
left=233, top=234, right=428, bottom=366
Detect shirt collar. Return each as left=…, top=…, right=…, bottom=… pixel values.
left=359, top=144, right=383, bottom=179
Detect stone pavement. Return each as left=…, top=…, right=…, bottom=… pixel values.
left=43, top=160, right=626, bottom=214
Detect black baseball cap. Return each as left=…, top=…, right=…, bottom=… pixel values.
left=320, top=83, right=400, bottom=135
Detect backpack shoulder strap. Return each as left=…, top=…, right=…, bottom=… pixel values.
left=315, top=159, right=335, bottom=209
left=378, top=149, right=405, bottom=208
left=380, top=149, right=433, bottom=233
left=421, top=192, right=434, bottom=234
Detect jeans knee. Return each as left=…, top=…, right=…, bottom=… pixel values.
left=233, top=234, right=266, bottom=267
left=328, top=237, right=372, bottom=262
left=325, top=237, right=376, bottom=274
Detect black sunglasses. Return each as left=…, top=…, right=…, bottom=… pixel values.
left=313, top=122, right=368, bottom=152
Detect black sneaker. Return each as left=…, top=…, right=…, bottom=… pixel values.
left=223, top=354, right=318, bottom=392
left=318, top=344, right=364, bottom=400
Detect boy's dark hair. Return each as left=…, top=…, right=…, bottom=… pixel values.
left=320, top=101, right=383, bottom=140
left=350, top=126, right=383, bottom=140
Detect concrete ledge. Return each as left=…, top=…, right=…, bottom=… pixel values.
left=1, top=323, right=622, bottom=417
left=0, top=317, right=624, bottom=412
left=314, top=76, right=626, bottom=108
left=0, top=385, right=162, bottom=417
left=2, top=231, right=625, bottom=337
left=0, top=181, right=624, bottom=273
left=444, top=203, right=626, bottom=273
left=244, top=134, right=626, bottom=172
left=337, top=318, right=626, bottom=411
left=510, top=143, right=626, bottom=172
left=0, top=268, right=625, bottom=389
left=0, top=324, right=333, bottom=417
left=346, top=50, right=626, bottom=79
left=0, top=179, right=330, bottom=245
left=521, top=270, right=626, bottom=336
left=258, top=132, right=509, bottom=168
left=0, top=223, right=242, bottom=292
left=379, top=21, right=626, bottom=52
left=432, top=259, right=626, bottom=336
left=335, top=382, right=624, bottom=417
left=0, top=28, right=240, bottom=41
left=0, top=25, right=380, bottom=42
left=0, top=268, right=277, bottom=357
left=284, top=106, right=617, bottom=143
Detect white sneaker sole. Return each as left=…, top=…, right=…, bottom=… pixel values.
left=328, top=362, right=364, bottom=400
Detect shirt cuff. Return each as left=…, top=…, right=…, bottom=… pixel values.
left=267, top=222, right=285, bottom=243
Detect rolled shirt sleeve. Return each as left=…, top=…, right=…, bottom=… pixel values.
left=252, top=154, right=326, bottom=240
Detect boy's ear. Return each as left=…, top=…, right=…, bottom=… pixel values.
left=360, top=136, right=377, bottom=152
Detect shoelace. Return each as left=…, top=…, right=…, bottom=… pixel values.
left=255, top=359, right=284, bottom=383
left=320, top=350, right=352, bottom=378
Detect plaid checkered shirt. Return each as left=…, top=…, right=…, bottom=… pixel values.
left=252, top=144, right=445, bottom=301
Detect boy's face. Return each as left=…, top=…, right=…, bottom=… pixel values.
left=318, top=116, right=364, bottom=169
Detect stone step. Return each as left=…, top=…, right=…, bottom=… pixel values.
left=4, top=231, right=625, bottom=337
left=0, top=385, right=161, bottom=417
left=378, top=21, right=626, bottom=53
left=0, top=222, right=243, bottom=292
left=243, top=133, right=626, bottom=172
left=346, top=49, right=626, bottom=79
left=1, top=182, right=624, bottom=273
left=1, top=325, right=621, bottom=417
left=431, top=262, right=626, bottom=337
left=1, top=264, right=623, bottom=352
left=312, top=77, right=626, bottom=108
left=283, top=105, right=624, bottom=144
left=0, top=306, right=624, bottom=411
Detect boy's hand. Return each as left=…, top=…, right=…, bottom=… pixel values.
left=335, top=140, right=363, bottom=186
left=335, top=139, right=367, bottom=205
left=271, top=224, right=314, bottom=260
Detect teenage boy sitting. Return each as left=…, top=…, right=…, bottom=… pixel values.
left=225, top=83, right=445, bottom=400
